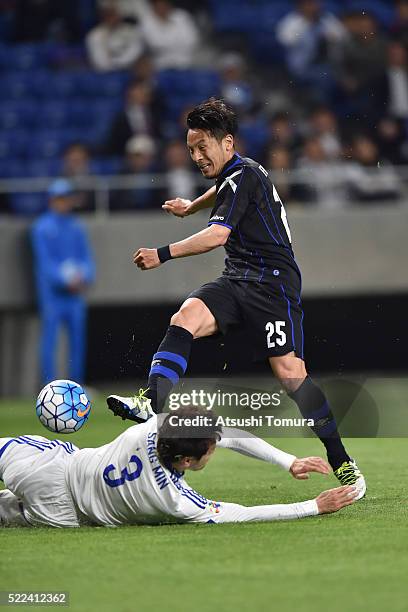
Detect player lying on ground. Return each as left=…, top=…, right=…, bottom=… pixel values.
left=0, top=407, right=357, bottom=527
left=107, top=98, right=365, bottom=498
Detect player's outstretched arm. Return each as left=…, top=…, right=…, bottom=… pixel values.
left=162, top=186, right=217, bottom=217
left=179, top=484, right=357, bottom=524
left=218, top=429, right=330, bottom=477
left=210, top=485, right=357, bottom=523
left=133, top=224, right=230, bottom=270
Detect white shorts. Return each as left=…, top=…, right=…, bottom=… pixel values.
left=0, top=435, right=80, bottom=528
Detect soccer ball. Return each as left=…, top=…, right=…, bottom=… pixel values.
left=36, top=379, right=91, bottom=434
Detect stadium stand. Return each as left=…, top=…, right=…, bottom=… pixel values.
left=0, top=0, right=407, bottom=213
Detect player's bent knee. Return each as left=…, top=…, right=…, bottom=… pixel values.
left=170, top=302, right=204, bottom=336
left=170, top=299, right=217, bottom=338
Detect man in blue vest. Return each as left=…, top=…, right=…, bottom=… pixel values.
left=31, top=179, right=95, bottom=384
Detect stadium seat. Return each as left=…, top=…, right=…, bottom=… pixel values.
left=0, top=43, right=51, bottom=71
left=46, top=72, right=80, bottom=98
left=10, top=192, right=48, bottom=216
left=0, top=100, right=37, bottom=129
left=90, top=157, right=122, bottom=175
left=0, top=130, right=29, bottom=158
left=26, top=159, right=62, bottom=178
left=249, top=33, right=286, bottom=65
left=30, top=130, right=77, bottom=158
left=157, top=69, right=220, bottom=98
left=0, top=159, right=27, bottom=178
left=1, top=72, right=32, bottom=99
left=239, top=118, right=268, bottom=157
left=74, top=70, right=129, bottom=97
left=0, top=70, right=53, bottom=100
left=157, top=69, right=221, bottom=121
left=34, top=101, right=72, bottom=129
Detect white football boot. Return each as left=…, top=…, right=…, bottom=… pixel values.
left=107, top=388, right=155, bottom=423
left=334, top=459, right=366, bottom=500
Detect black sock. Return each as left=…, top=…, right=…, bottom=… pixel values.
left=146, top=325, right=193, bottom=413
left=288, top=376, right=350, bottom=470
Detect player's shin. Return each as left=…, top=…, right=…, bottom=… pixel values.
left=146, top=325, right=193, bottom=412
left=288, top=376, right=350, bottom=471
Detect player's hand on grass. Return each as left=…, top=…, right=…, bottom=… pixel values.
left=316, top=485, right=357, bottom=514
left=289, top=456, right=330, bottom=480
left=162, top=198, right=192, bottom=217
left=133, top=248, right=161, bottom=270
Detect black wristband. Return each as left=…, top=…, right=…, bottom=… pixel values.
left=157, top=245, right=172, bottom=263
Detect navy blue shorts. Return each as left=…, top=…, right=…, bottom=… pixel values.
left=188, top=276, right=304, bottom=361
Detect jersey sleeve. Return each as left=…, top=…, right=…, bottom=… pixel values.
left=166, top=477, right=318, bottom=524
left=208, top=166, right=253, bottom=231
left=174, top=494, right=318, bottom=524
left=217, top=429, right=296, bottom=471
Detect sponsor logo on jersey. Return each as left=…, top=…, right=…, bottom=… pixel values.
left=207, top=500, right=221, bottom=514
left=258, top=164, right=269, bottom=177
left=210, top=215, right=225, bottom=222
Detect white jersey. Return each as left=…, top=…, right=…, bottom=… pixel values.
left=65, top=416, right=318, bottom=526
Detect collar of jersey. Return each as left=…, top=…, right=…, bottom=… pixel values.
left=219, top=153, right=242, bottom=177
left=171, top=467, right=184, bottom=479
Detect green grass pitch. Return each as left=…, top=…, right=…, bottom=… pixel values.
left=1, top=395, right=407, bottom=612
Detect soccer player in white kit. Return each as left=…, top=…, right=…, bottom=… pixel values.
left=0, top=408, right=357, bottom=528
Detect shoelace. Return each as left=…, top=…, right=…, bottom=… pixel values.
left=335, top=462, right=360, bottom=484
left=131, top=388, right=149, bottom=411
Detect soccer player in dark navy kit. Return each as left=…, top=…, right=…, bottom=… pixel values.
left=108, top=99, right=365, bottom=496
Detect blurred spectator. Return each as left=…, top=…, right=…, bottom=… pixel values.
left=373, top=42, right=408, bottom=121
left=337, top=12, right=387, bottom=97
left=62, top=143, right=91, bottom=178
left=233, top=134, right=248, bottom=158
left=265, top=145, right=296, bottom=204
left=263, top=112, right=301, bottom=161
left=114, top=0, right=150, bottom=20
left=13, top=0, right=81, bottom=42
left=129, top=53, right=157, bottom=84
left=296, top=136, right=349, bottom=207
left=31, top=179, right=95, bottom=384
left=276, top=0, right=346, bottom=97
left=164, top=140, right=196, bottom=201
left=0, top=193, right=10, bottom=214
left=375, top=117, right=408, bottom=166
left=346, top=135, right=402, bottom=203
left=218, top=52, right=256, bottom=116
left=113, top=135, right=159, bottom=210
left=391, top=0, right=408, bottom=49
left=62, top=143, right=95, bottom=211
left=104, top=80, right=161, bottom=156
left=309, top=106, right=342, bottom=159
left=140, top=0, right=200, bottom=69
left=86, top=0, right=144, bottom=71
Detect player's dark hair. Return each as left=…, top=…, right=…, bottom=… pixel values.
left=157, top=406, right=222, bottom=469
left=187, top=98, right=238, bottom=141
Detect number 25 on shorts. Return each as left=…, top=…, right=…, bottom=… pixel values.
left=265, top=321, right=286, bottom=348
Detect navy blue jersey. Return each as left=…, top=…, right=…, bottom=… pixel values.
left=208, top=153, right=301, bottom=283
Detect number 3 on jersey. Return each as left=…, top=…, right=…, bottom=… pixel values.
left=265, top=321, right=286, bottom=348
left=103, top=455, right=143, bottom=488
